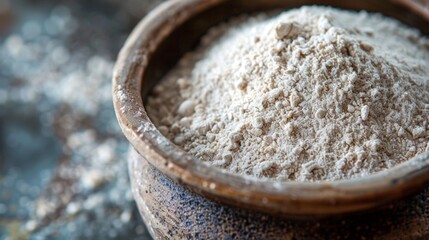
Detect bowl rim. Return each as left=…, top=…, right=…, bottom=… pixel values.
left=112, top=0, right=429, bottom=216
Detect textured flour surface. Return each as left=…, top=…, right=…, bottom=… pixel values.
left=147, top=6, right=429, bottom=182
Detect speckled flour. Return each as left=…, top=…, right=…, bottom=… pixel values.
left=147, top=6, right=429, bottom=182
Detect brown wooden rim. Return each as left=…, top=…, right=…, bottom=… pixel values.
left=113, top=0, right=429, bottom=216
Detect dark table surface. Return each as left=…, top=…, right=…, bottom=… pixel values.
left=0, top=0, right=163, bottom=239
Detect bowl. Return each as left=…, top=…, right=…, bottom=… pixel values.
left=113, top=0, right=429, bottom=217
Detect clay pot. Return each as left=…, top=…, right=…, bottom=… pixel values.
left=113, top=0, right=429, bottom=218
left=393, top=0, right=429, bottom=21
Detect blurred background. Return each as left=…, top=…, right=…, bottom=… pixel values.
left=0, top=0, right=163, bottom=239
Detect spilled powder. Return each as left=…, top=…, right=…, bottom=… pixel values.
left=147, top=6, right=429, bottom=182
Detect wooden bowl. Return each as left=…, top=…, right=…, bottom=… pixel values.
left=113, top=0, right=429, bottom=217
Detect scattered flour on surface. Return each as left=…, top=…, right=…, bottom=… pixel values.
left=147, top=6, right=429, bottom=182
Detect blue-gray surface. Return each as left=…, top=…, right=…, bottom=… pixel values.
left=0, top=0, right=162, bottom=239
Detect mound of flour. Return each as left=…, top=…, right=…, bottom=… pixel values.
left=147, top=6, right=429, bottom=182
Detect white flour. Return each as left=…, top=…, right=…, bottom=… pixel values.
left=147, top=6, right=429, bottom=182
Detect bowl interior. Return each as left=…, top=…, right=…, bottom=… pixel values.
left=115, top=0, right=429, bottom=217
